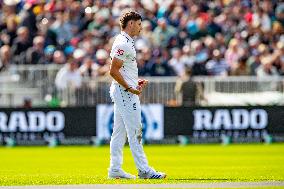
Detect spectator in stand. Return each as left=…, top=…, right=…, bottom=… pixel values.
left=0, top=0, right=283, bottom=79
left=11, top=26, right=32, bottom=64
left=72, top=48, right=86, bottom=66
left=51, top=11, right=74, bottom=44
left=249, top=52, right=262, bottom=76
left=277, top=42, right=284, bottom=75
left=0, top=0, right=19, bottom=47
left=231, top=56, right=250, bottom=76
left=169, top=48, right=185, bottom=77
left=138, top=20, right=154, bottom=48
left=95, top=49, right=109, bottom=76
left=44, top=45, right=56, bottom=64
left=79, top=56, right=98, bottom=79
left=138, top=47, right=156, bottom=76
left=207, top=11, right=222, bottom=37
left=276, top=3, right=284, bottom=26
left=52, top=50, right=66, bottom=64
left=152, top=18, right=176, bottom=48
left=0, top=45, right=11, bottom=72
left=180, top=45, right=195, bottom=69
left=55, top=60, right=82, bottom=90
left=225, top=38, right=244, bottom=71
left=257, top=55, right=279, bottom=77
left=148, top=52, right=175, bottom=76
left=3, top=15, right=18, bottom=46
left=137, top=53, right=149, bottom=76
left=81, top=39, right=95, bottom=58
left=206, top=49, right=229, bottom=76
left=25, top=36, right=45, bottom=64
left=19, top=0, right=41, bottom=40
left=37, top=15, right=57, bottom=47
left=191, top=40, right=208, bottom=76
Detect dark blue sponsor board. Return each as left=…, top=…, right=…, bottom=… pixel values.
left=0, top=107, right=96, bottom=144
left=1, top=106, right=284, bottom=145
left=164, top=106, right=284, bottom=140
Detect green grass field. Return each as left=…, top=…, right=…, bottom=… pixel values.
left=0, top=144, right=283, bottom=186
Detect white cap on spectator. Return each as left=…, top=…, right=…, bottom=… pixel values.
left=4, top=0, right=20, bottom=6
left=96, top=49, right=108, bottom=60
left=73, top=49, right=86, bottom=59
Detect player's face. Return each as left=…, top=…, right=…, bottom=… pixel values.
left=132, top=19, right=142, bottom=36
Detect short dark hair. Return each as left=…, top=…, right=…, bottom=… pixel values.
left=120, top=10, right=142, bottom=29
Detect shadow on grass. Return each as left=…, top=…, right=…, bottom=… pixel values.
left=168, top=178, right=240, bottom=181
left=168, top=178, right=278, bottom=182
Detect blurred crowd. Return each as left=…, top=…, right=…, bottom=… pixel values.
left=0, top=0, right=284, bottom=86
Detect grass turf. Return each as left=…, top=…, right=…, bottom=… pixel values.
left=0, top=144, right=283, bottom=186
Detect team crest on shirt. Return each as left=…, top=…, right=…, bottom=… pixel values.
left=116, top=49, right=124, bottom=55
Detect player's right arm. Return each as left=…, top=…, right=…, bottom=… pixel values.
left=109, top=57, right=141, bottom=95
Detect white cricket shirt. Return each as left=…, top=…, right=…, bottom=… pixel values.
left=110, top=31, right=138, bottom=87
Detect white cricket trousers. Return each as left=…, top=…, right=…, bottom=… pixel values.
left=109, top=83, right=150, bottom=172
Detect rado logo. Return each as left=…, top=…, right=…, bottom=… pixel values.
left=0, top=111, right=65, bottom=132
left=193, top=109, right=268, bottom=130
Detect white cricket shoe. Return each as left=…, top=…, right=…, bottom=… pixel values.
left=108, top=169, right=136, bottom=179
left=138, top=167, right=166, bottom=179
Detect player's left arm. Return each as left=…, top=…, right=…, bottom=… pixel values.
left=110, top=57, right=142, bottom=95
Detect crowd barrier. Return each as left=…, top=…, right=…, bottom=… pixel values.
left=1, top=65, right=284, bottom=107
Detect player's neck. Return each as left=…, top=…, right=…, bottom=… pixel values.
left=122, top=29, right=134, bottom=39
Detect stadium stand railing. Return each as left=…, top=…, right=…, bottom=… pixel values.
left=0, top=65, right=284, bottom=107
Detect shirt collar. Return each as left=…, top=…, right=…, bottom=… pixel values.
left=121, top=31, right=134, bottom=43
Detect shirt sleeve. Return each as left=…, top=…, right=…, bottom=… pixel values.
left=112, top=44, right=129, bottom=62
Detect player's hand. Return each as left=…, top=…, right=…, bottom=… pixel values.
left=138, top=79, right=148, bottom=89
left=128, top=87, right=142, bottom=95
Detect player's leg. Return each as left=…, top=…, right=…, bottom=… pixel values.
left=109, top=103, right=127, bottom=171
left=119, top=93, right=166, bottom=179
left=110, top=84, right=149, bottom=172
left=108, top=84, right=135, bottom=179
left=119, top=94, right=150, bottom=172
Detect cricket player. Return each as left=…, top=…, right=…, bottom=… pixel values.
left=108, top=10, right=166, bottom=179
